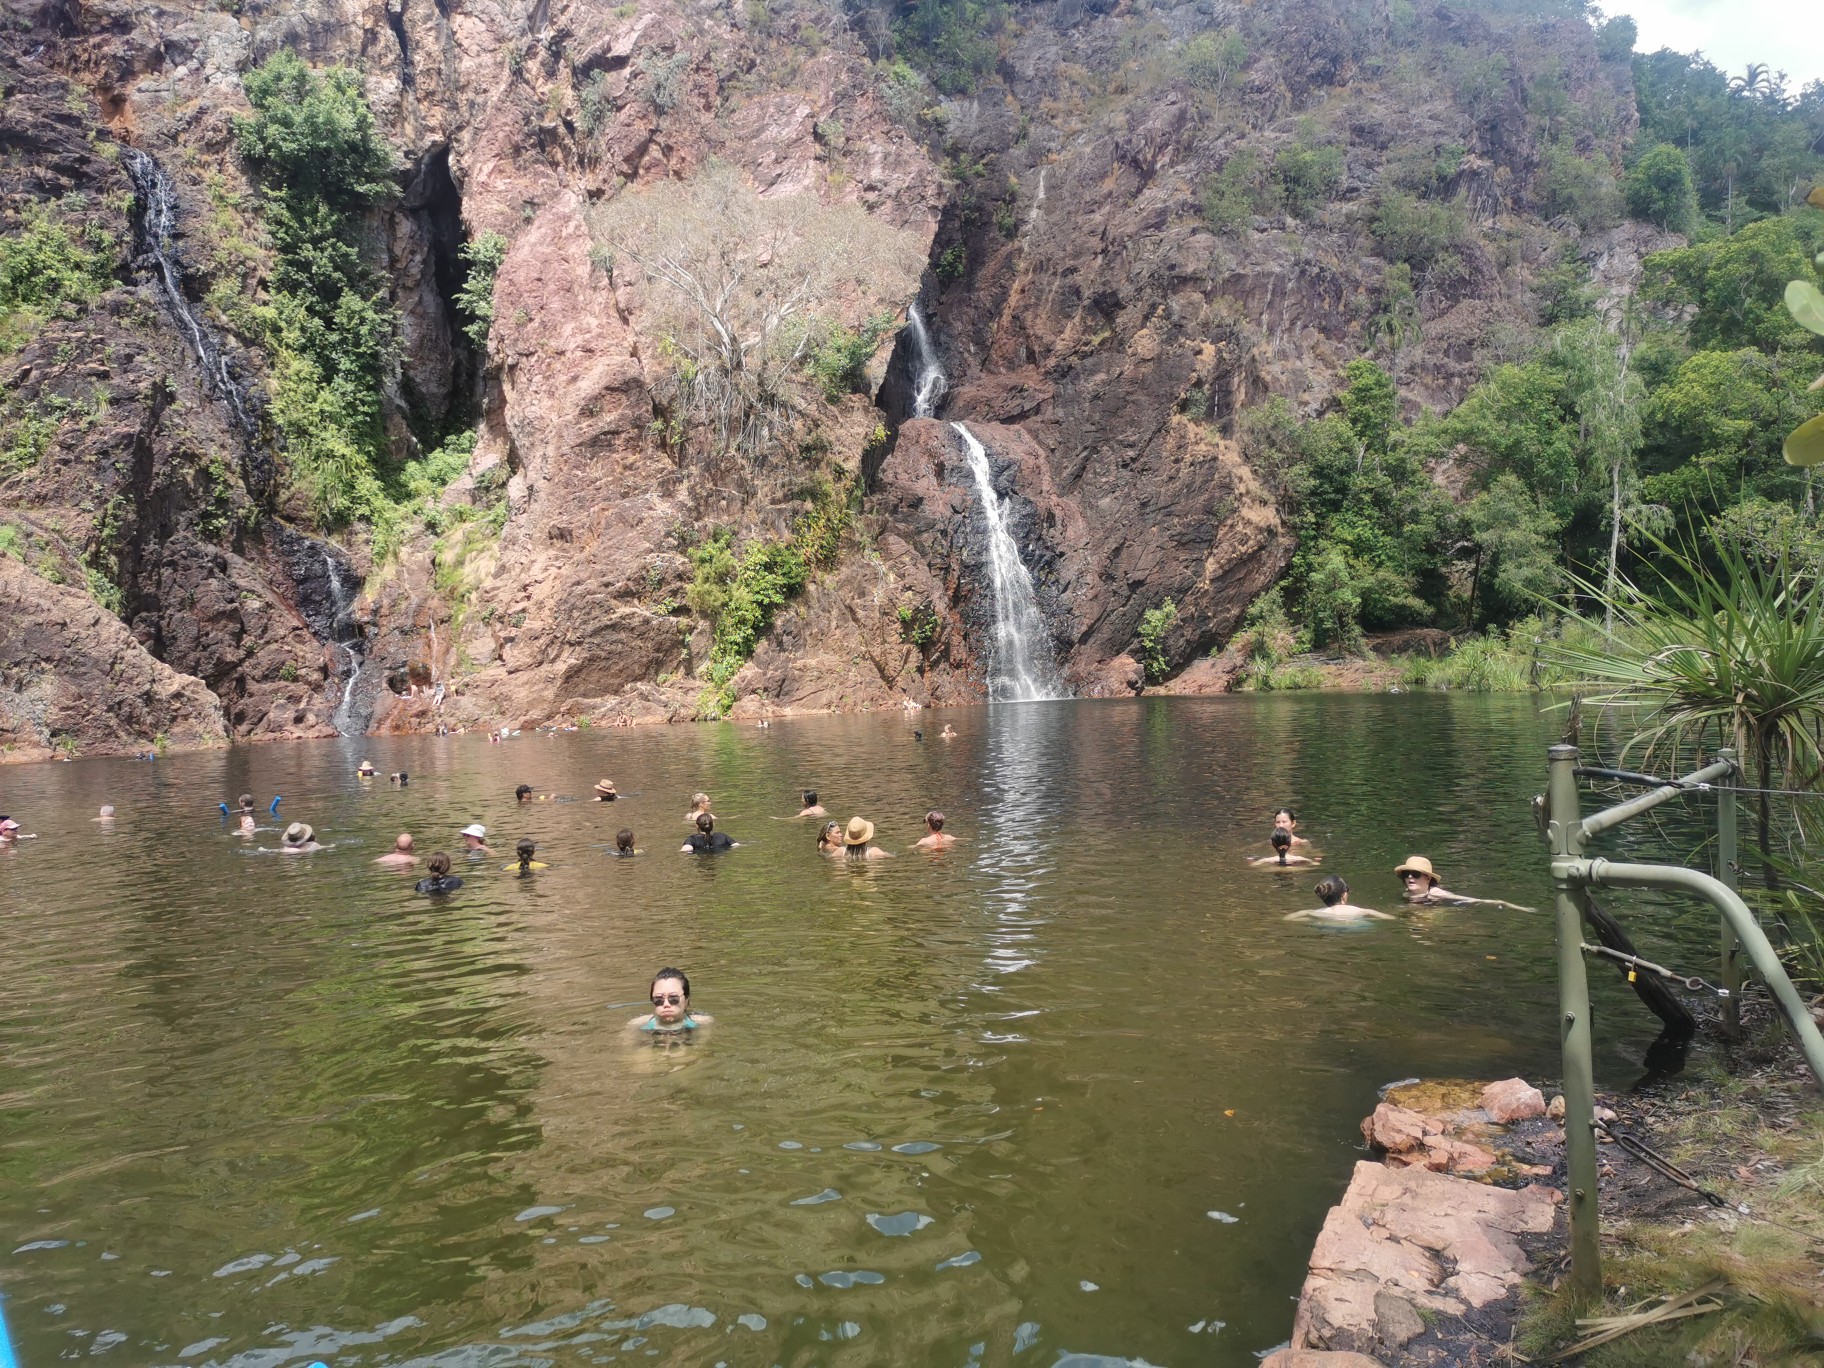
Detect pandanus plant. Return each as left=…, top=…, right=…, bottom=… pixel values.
left=1545, top=533, right=1824, bottom=889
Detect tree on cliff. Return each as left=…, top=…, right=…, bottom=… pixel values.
left=590, top=163, right=923, bottom=461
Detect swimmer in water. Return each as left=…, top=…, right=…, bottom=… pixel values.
left=237, top=793, right=257, bottom=835
left=516, top=784, right=563, bottom=802
left=940, top=724, right=957, bottom=740
left=796, top=789, right=826, bottom=818
left=357, top=759, right=377, bottom=778
left=681, top=812, right=736, bottom=854
left=816, top=820, right=843, bottom=855
left=914, top=810, right=956, bottom=849
left=0, top=816, right=36, bottom=841
left=592, top=779, right=619, bottom=802
left=1250, top=828, right=1318, bottom=867
left=1273, top=807, right=1312, bottom=848
left=415, top=851, right=464, bottom=895
left=459, top=824, right=492, bottom=857
left=628, top=967, right=713, bottom=1034
left=842, top=816, right=892, bottom=861
left=390, top=771, right=409, bottom=786
left=374, top=833, right=419, bottom=867
left=280, top=822, right=325, bottom=853
left=95, top=805, right=116, bottom=822
left=1395, top=856, right=1534, bottom=910
left=1286, top=875, right=1393, bottom=923
left=613, top=828, right=639, bottom=857
left=684, top=792, right=714, bottom=824
left=509, top=837, right=550, bottom=873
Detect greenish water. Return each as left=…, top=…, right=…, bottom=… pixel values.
left=0, top=696, right=1722, bottom=1366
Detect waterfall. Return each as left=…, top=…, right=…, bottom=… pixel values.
left=322, top=553, right=371, bottom=736
left=952, top=423, right=1065, bottom=703
left=123, top=149, right=268, bottom=493
left=907, top=304, right=946, bottom=419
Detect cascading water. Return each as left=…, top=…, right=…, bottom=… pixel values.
left=123, top=150, right=268, bottom=492
left=951, top=422, right=1065, bottom=703
left=322, top=553, right=370, bottom=736
left=906, top=303, right=947, bottom=419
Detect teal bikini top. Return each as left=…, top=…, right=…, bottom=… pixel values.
left=641, top=1015, right=699, bottom=1033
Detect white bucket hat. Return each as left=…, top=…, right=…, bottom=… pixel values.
left=460, top=823, right=487, bottom=839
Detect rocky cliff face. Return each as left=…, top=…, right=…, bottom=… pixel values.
left=0, top=0, right=1632, bottom=756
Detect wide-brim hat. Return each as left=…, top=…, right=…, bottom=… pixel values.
left=0, top=816, right=18, bottom=830
left=593, top=779, right=617, bottom=795
left=461, top=823, right=487, bottom=839
left=1394, top=855, right=1438, bottom=883
left=284, top=822, right=314, bottom=844
left=844, top=816, right=875, bottom=846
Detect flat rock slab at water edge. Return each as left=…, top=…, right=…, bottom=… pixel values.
left=1290, top=1162, right=1559, bottom=1358
left=1261, top=1353, right=1392, bottom=1368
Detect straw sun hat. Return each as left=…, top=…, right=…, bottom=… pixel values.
left=843, top=817, right=875, bottom=847
left=593, top=779, right=618, bottom=796
left=1394, top=855, right=1439, bottom=884
left=283, top=822, right=314, bottom=845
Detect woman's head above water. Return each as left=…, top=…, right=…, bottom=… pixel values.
left=516, top=837, right=537, bottom=866
left=1271, top=828, right=1293, bottom=862
left=1315, top=874, right=1348, bottom=906
left=1273, top=807, right=1298, bottom=832
left=616, top=828, right=635, bottom=853
left=427, top=851, right=452, bottom=878
left=649, top=967, right=691, bottom=1024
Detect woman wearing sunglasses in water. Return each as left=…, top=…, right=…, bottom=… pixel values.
left=627, top=967, right=714, bottom=1035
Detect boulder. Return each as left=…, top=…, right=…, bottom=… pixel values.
left=1480, top=1078, right=1547, bottom=1123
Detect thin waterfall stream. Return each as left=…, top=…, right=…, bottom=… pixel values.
left=951, top=423, right=1065, bottom=702
left=902, top=303, right=1065, bottom=701
left=123, top=149, right=267, bottom=493
left=323, top=553, right=370, bottom=736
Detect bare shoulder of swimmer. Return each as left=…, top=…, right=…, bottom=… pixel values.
left=626, top=1012, right=658, bottom=1029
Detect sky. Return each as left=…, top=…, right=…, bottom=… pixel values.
left=1611, top=0, right=1824, bottom=89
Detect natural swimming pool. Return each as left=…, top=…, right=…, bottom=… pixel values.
left=0, top=695, right=1718, bottom=1366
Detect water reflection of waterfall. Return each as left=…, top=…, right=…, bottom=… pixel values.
left=952, top=423, right=1065, bottom=702
left=123, top=149, right=269, bottom=495
left=974, top=704, right=1072, bottom=981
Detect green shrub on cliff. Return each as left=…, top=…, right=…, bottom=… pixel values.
left=806, top=310, right=897, bottom=402
left=892, top=0, right=1003, bottom=95
left=0, top=199, right=116, bottom=351
left=1137, top=598, right=1177, bottom=684
left=1623, top=143, right=1697, bottom=233
left=234, top=51, right=399, bottom=527
left=454, top=231, right=509, bottom=347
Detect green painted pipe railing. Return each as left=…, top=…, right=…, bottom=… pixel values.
left=1544, top=742, right=1824, bottom=1299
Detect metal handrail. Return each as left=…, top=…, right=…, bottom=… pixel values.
left=1543, top=742, right=1822, bottom=1299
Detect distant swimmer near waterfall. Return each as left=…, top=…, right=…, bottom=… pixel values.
left=1286, top=875, right=1392, bottom=923
left=280, top=822, right=326, bottom=853
left=416, top=851, right=464, bottom=895
left=1395, top=855, right=1533, bottom=910
left=375, top=833, right=419, bottom=867
left=629, top=967, right=714, bottom=1034
left=681, top=813, right=736, bottom=854
left=1249, top=829, right=1318, bottom=867
left=1273, top=807, right=1313, bottom=849
left=842, top=816, right=892, bottom=861
left=914, top=810, right=956, bottom=850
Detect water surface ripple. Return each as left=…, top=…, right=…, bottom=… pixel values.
left=0, top=697, right=1719, bottom=1365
